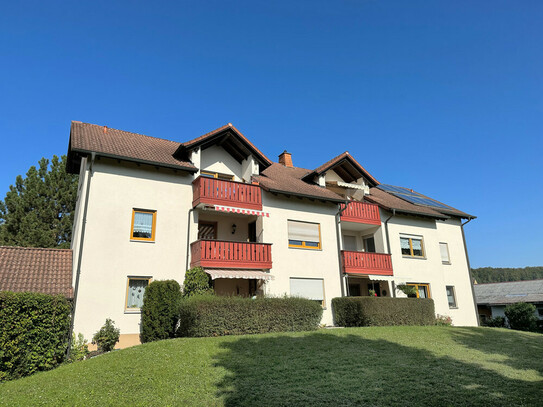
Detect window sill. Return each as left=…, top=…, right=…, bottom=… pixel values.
left=130, top=239, right=155, bottom=244
left=442, top=261, right=451, bottom=265
left=289, top=246, right=322, bottom=251
left=124, top=309, right=142, bottom=314
left=402, top=255, right=426, bottom=260
left=449, top=307, right=459, bottom=310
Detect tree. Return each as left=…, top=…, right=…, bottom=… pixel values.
left=0, top=155, right=78, bottom=248
left=182, top=266, right=213, bottom=297
left=504, top=302, right=538, bottom=332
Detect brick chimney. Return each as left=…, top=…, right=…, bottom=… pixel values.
left=278, top=150, right=293, bottom=168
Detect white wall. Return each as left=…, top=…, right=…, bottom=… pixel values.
left=200, top=145, right=243, bottom=181
left=73, top=158, right=194, bottom=340
left=385, top=213, right=478, bottom=326
left=261, top=193, right=343, bottom=325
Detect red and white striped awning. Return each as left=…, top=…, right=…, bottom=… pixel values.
left=205, top=268, right=274, bottom=281
left=213, top=205, right=270, bottom=217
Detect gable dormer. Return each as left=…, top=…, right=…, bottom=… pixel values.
left=304, top=152, right=378, bottom=200
left=175, top=123, right=271, bottom=182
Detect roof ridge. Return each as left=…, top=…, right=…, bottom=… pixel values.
left=475, top=279, right=543, bottom=285
left=0, top=245, right=72, bottom=252
left=75, top=122, right=181, bottom=145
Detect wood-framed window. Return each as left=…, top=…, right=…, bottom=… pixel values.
left=290, top=277, right=325, bottom=307
left=440, top=242, right=451, bottom=264
left=125, top=277, right=151, bottom=311
left=288, top=220, right=321, bottom=250
left=201, top=170, right=234, bottom=181
left=446, top=285, right=457, bottom=308
left=400, top=235, right=425, bottom=258
left=131, top=209, right=157, bottom=242
left=407, top=283, right=431, bottom=298
left=198, top=221, right=217, bottom=240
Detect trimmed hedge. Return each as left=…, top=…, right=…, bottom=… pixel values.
left=177, top=296, right=323, bottom=337
left=332, top=297, right=435, bottom=327
left=141, top=280, right=183, bottom=343
left=0, top=292, right=71, bottom=381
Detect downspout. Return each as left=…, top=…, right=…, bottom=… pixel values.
left=66, top=152, right=95, bottom=359
left=335, top=201, right=351, bottom=297
left=185, top=208, right=195, bottom=272
left=461, top=217, right=479, bottom=326
left=383, top=209, right=396, bottom=297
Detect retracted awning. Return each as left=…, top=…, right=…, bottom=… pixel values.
left=213, top=205, right=270, bottom=217
left=205, top=268, right=275, bottom=281
left=346, top=274, right=395, bottom=282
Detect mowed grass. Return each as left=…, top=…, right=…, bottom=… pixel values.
left=1, top=326, right=542, bottom=406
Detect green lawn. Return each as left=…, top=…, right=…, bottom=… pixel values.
left=1, top=326, right=542, bottom=406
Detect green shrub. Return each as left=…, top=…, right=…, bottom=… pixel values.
left=332, top=297, right=435, bottom=327
left=68, top=333, right=90, bottom=362
left=183, top=266, right=213, bottom=298
left=482, top=316, right=506, bottom=328
left=177, top=296, right=323, bottom=337
left=0, top=292, right=71, bottom=381
left=92, top=319, right=120, bottom=352
left=504, top=302, right=538, bottom=332
left=141, top=280, right=183, bottom=343
left=396, top=284, right=417, bottom=297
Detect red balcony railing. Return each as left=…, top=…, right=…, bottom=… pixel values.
left=342, top=251, right=393, bottom=276
left=340, top=201, right=381, bottom=225
left=190, top=239, right=272, bottom=269
left=192, top=176, right=262, bottom=210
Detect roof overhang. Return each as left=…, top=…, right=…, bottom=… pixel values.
left=261, top=185, right=345, bottom=204
left=174, top=124, right=272, bottom=170
left=304, top=153, right=379, bottom=186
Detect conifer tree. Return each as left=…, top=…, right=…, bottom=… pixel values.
left=0, top=155, right=78, bottom=248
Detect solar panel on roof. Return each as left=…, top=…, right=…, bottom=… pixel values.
left=377, top=184, right=452, bottom=210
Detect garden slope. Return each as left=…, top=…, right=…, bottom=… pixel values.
left=1, top=326, right=542, bottom=406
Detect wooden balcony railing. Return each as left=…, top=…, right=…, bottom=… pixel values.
left=190, top=239, right=272, bottom=269
left=340, top=201, right=381, bottom=225
left=342, top=251, right=393, bottom=276
left=192, top=176, right=262, bottom=210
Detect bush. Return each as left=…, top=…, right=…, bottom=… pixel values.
left=141, top=280, right=183, bottom=343
left=0, top=292, right=71, bottom=381
left=177, top=296, right=323, bottom=337
left=332, top=297, right=435, bottom=327
left=504, top=302, right=538, bottom=332
left=482, top=316, right=506, bottom=328
left=435, top=314, right=452, bottom=326
left=92, top=319, right=120, bottom=352
left=68, top=333, right=90, bottom=362
left=183, top=266, right=213, bottom=298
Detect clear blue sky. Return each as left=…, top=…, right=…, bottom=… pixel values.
left=1, top=1, right=541, bottom=268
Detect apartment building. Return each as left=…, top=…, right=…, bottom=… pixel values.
left=67, top=121, right=478, bottom=347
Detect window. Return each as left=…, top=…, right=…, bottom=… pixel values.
left=407, top=283, right=431, bottom=298
left=439, top=242, right=450, bottom=264
left=125, top=277, right=151, bottom=310
left=288, top=220, right=321, bottom=249
left=343, top=235, right=357, bottom=251
left=198, top=221, right=217, bottom=240
left=400, top=236, right=425, bottom=257
left=290, top=278, right=325, bottom=306
left=446, top=286, right=457, bottom=308
left=131, top=209, right=157, bottom=241
left=201, top=170, right=234, bottom=180
left=363, top=236, right=376, bottom=253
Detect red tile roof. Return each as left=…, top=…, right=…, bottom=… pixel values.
left=257, top=163, right=345, bottom=203
left=69, top=121, right=197, bottom=172
left=0, top=246, right=73, bottom=297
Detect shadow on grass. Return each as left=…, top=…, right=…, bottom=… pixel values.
left=449, top=327, right=543, bottom=376
left=213, top=330, right=541, bottom=407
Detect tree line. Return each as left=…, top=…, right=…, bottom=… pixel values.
left=472, top=267, right=543, bottom=284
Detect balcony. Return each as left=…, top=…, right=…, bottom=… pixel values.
left=340, top=201, right=381, bottom=225
left=192, top=176, right=262, bottom=210
left=190, top=239, right=272, bottom=269
left=342, top=251, right=393, bottom=276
